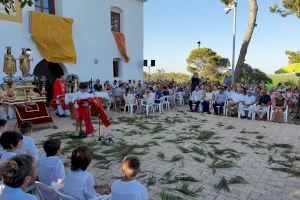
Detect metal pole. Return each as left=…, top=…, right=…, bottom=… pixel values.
left=231, top=0, right=237, bottom=85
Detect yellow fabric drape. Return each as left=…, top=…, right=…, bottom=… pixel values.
left=31, top=11, right=77, bottom=63
left=112, top=31, right=130, bottom=63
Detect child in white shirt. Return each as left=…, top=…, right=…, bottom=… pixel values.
left=17, top=122, right=39, bottom=160
left=63, top=146, right=110, bottom=200
left=38, top=139, right=65, bottom=185
left=0, top=131, right=23, bottom=164
left=111, top=155, right=148, bottom=200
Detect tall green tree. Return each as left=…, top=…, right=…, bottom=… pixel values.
left=0, top=0, right=35, bottom=14
left=220, top=0, right=258, bottom=83
left=240, top=63, right=272, bottom=84
left=286, top=50, right=300, bottom=64
left=270, top=0, right=300, bottom=18
left=144, top=69, right=190, bottom=83
left=186, top=47, right=230, bottom=82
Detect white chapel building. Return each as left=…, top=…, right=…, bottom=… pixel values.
left=0, top=0, right=146, bottom=84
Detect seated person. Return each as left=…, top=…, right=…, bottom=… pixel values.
left=255, top=90, right=271, bottom=120
left=0, top=131, right=23, bottom=164
left=272, top=91, right=287, bottom=123
left=94, top=79, right=102, bottom=92
left=162, top=86, right=170, bottom=96
left=227, top=89, right=243, bottom=116
left=213, top=87, right=227, bottom=115
left=202, top=86, right=213, bottom=114
left=239, top=90, right=256, bottom=119
left=111, top=156, right=148, bottom=200
left=63, top=146, right=110, bottom=200
left=189, top=85, right=204, bottom=112
left=17, top=122, right=39, bottom=160
left=143, top=88, right=156, bottom=105
left=38, top=139, right=65, bottom=185
left=0, top=154, right=37, bottom=200
left=123, top=88, right=136, bottom=105
left=154, top=85, right=163, bottom=103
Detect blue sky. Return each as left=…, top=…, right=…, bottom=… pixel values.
left=143, top=0, right=300, bottom=75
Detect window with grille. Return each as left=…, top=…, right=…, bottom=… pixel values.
left=111, top=11, right=121, bottom=32
left=113, top=59, right=120, bottom=78
left=35, top=0, right=55, bottom=14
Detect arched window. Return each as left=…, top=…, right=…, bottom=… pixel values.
left=35, top=0, right=55, bottom=14
left=111, top=7, right=122, bottom=32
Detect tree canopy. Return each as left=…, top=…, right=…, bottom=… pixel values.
left=144, top=69, right=190, bottom=83
left=186, top=47, right=230, bottom=82
left=240, top=63, right=272, bottom=84
left=0, top=0, right=35, bottom=14
left=270, top=0, right=300, bottom=18
left=286, top=50, right=300, bottom=64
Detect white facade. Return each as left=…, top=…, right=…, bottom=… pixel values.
left=0, top=0, right=145, bottom=82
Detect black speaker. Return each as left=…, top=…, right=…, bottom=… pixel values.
left=151, top=60, right=155, bottom=66
left=296, top=72, right=300, bottom=77
left=144, top=60, right=148, bottom=66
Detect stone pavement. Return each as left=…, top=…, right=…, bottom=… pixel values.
left=9, top=106, right=300, bottom=200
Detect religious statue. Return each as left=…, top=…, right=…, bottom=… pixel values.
left=19, top=48, right=31, bottom=77
left=3, top=47, right=17, bottom=77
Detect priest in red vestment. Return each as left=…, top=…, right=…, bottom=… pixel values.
left=51, top=75, right=71, bottom=117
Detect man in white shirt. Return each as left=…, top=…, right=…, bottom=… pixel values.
left=189, top=86, right=205, bottom=112
left=0, top=154, right=38, bottom=200
left=227, top=89, right=243, bottom=116
left=111, top=156, right=148, bottom=200
left=239, top=90, right=256, bottom=119
left=38, top=139, right=65, bottom=185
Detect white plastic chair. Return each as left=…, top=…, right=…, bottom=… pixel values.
left=154, top=97, right=164, bottom=114
left=124, top=98, right=138, bottom=115
left=34, top=181, right=75, bottom=200
left=238, top=103, right=256, bottom=120
left=269, top=105, right=289, bottom=123
left=162, top=96, right=171, bottom=111
left=253, top=105, right=270, bottom=121
left=174, top=92, right=185, bottom=106
left=140, top=100, right=154, bottom=116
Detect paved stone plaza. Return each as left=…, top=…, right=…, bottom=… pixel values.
left=11, top=106, right=300, bottom=200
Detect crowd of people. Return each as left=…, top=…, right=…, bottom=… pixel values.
left=0, top=72, right=299, bottom=199
left=0, top=120, right=148, bottom=200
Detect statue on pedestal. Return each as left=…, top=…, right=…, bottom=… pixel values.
left=3, top=47, right=17, bottom=77
left=19, top=48, right=31, bottom=77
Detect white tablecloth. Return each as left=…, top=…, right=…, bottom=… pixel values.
left=65, top=92, right=111, bottom=104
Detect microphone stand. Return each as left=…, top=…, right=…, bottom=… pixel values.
left=98, top=117, right=102, bottom=141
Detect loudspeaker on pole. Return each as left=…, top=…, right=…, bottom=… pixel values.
left=144, top=60, right=148, bottom=66
left=151, top=60, right=155, bottom=67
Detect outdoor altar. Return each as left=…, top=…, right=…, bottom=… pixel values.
left=1, top=47, right=53, bottom=127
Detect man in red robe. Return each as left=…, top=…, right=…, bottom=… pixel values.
left=51, top=75, right=71, bottom=117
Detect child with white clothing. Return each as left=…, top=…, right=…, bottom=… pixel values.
left=0, top=131, right=23, bottom=164
left=63, top=146, right=110, bottom=200
left=17, top=122, right=39, bottom=160
left=38, top=138, right=65, bottom=186
left=111, top=155, right=148, bottom=200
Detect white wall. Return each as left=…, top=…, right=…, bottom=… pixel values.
left=0, top=0, right=144, bottom=82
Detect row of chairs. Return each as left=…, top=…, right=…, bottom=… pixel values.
left=192, top=100, right=289, bottom=123
left=124, top=92, right=185, bottom=116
